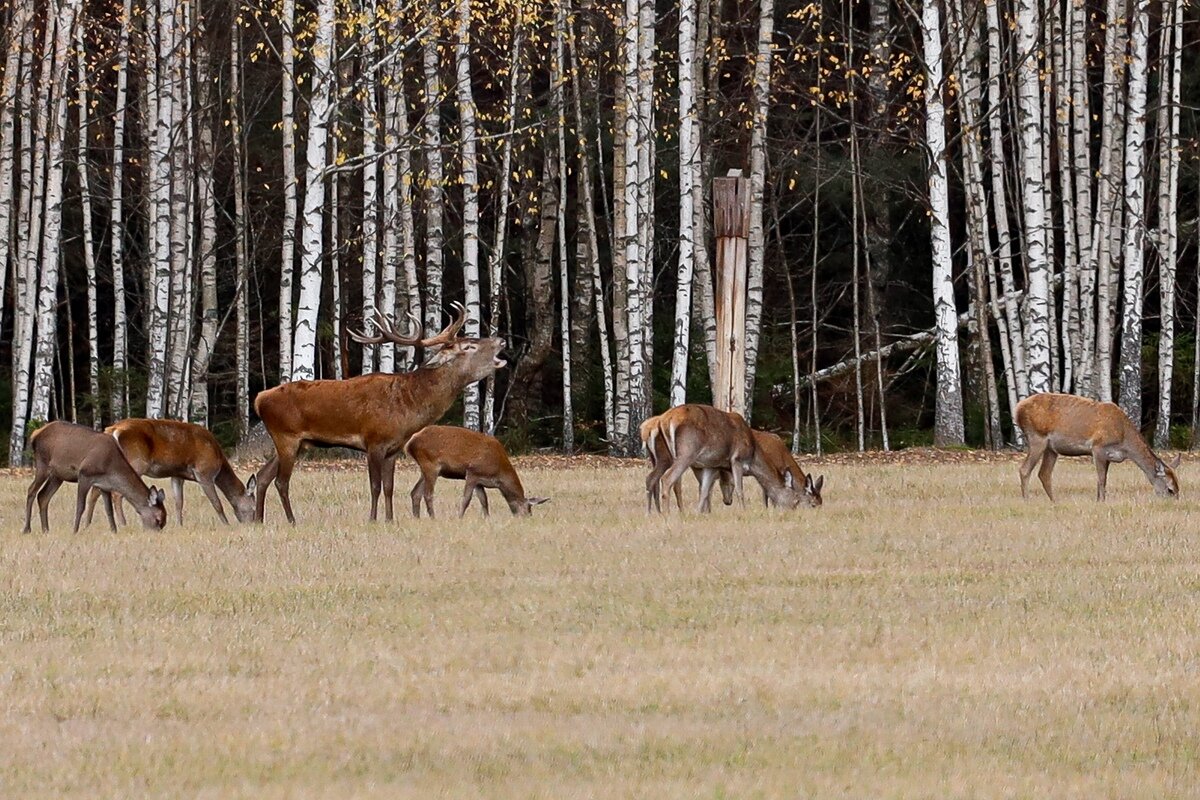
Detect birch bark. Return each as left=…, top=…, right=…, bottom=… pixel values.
left=670, top=0, right=699, bottom=407
left=279, top=0, right=297, bottom=380
left=1154, top=0, right=1182, bottom=447
left=456, top=0, right=482, bottom=428
left=422, top=15, right=445, bottom=336
left=75, top=19, right=101, bottom=426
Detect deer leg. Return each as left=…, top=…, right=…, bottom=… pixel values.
left=23, top=468, right=50, bottom=534
left=719, top=470, right=735, bottom=506
left=1038, top=451, right=1059, bottom=501
left=381, top=455, right=397, bottom=522
left=696, top=468, right=719, bottom=513
left=1094, top=453, right=1111, bottom=501
left=84, top=486, right=102, bottom=526
left=101, top=491, right=118, bottom=532
left=423, top=470, right=438, bottom=518
left=36, top=477, right=63, bottom=534
left=661, top=454, right=696, bottom=515
left=1019, top=436, right=1048, bottom=499
left=272, top=442, right=299, bottom=525
left=114, top=495, right=128, bottom=527
left=459, top=476, right=476, bottom=517
left=254, top=457, right=279, bottom=522
left=475, top=485, right=490, bottom=517
left=646, top=461, right=669, bottom=513
left=366, top=450, right=383, bottom=522
left=730, top=460, right=747, bottom=508
left=196, top=474, right=230, bottom=525
left=171, top=477, right=185, bottom=526
left=74, top=479, right=93, bottom=534
left=410, top=476, right=425, bottom=518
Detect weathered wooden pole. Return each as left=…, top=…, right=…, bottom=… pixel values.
left=713, top=169, right=751, bottom=415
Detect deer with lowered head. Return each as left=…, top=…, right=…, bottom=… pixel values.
left=648, top=404, right=817, bottom=513
left=1017, top=392, right=1181, bottom=501
left=749, top=429, right=824, bottom=509
left=404, top=425, right=548, bottom=517
left=254, top=303, right=507, bottom=523
left=83, top=418, right=257, bottom=526
left=23, top=421, right=168, bottom=534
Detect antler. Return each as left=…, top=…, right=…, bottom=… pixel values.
left=348, top=303, right=468, bottom=348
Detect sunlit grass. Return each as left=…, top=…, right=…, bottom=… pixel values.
left=2, top=455, right=1199, bottom=797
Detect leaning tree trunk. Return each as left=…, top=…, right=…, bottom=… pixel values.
left=922, top=0, right=963, bottom=445
left=291, top=0, right=336, bottom=381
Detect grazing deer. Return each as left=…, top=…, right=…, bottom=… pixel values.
left=23, top=421, right=167, bottom=534
left=254, top=303, right=507, bottom=523
left=640, top=415, right=733, bottom=512
left=1017, top=392, right=1181, bottom=501
left=83, top=419, right=256, bottom=526
left=404, top=425, right=548, bottom=517
left=750, top=430, right=824, bottom=509
left=653, top=404, right=813, bottom=512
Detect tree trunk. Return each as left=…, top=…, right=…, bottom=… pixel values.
left=0, top=0, right=32, bottom=351
left=1117, top=0, right=1150, bottom=423
left=922, top=0, right=964, bottom=445
left=670, top=0, right=699, bottom=407
left=74, top=19, right=101, bottom=427
left=456, top=0, right=482, bottom=428
left=422, top=17, right=445, bottom=335
left=361, top=0, right=379, bottom=373
left=190, top=0, right=218, bottom=425
left=108, top=0, right=132, bottom=418
left=553, top=0, right=573, bottom=451
left=292, top=0, right=336, bottom=381
left=1153, top=0, right=1182, bottom=447
left=741, top=0, right=775, bottom=414
left=279, top=0, right=297, bottom=381
left=231, top=14, right=250, bottom=435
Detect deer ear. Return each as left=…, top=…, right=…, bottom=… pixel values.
left=813, top=475, right=824, bottom=493
left=527, top=497, right=550, bottom=506
left=150, top=486, right=164, bottom=505
left=784, top=471, right=795, bottom=490
left=245, top=474, right=257, bottom=494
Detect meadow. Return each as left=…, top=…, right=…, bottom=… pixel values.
left=2, top=452, right=1199, bottom=798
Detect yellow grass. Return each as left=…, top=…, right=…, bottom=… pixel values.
left=2, top=455, right=1199, bottom=798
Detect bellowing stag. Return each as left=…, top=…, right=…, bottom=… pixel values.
left=253, top=303, right=506, bottom=523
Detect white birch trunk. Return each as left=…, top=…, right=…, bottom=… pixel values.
left=670, top=0, right=699, bottom=407
left=166, top=0, right=193, bottom=418
left=0, top=0, right=32, bottom=344
left=984, top=0, right=1028, bottom=401
left=1069, top=0, right=1095, bottom=396
left=634, top=0, right=655, bottom=422
left=1154, top=0, right=1182, bottom=447
left=742, top=0, right=775, bottom=412
left=279, top=0, right=297, bottom=380
left=109, top=0, right=132, bottom=417
left=618, top=0, right=645, bottom=453
left=398, top=72, right=419, bottom=370
left=379, top=33, right=400, bottom=373
left=190, top=0, right=218, bottom=424
left=30, top=0, right=81, bottom=428
left=1014, top=0, right=1051, bottom=395
left=456, top=0, right=482, bottom=427
left=422, top=19, right=444, bottom=336
left=922, top=0, right=963, bottom=444
left=361, top=0, right=379, bottom=373
left=553, top=0, right=573, bottom=449
left=231, top=16, right=250, bottom=434
left=1117, top=0, right=1150, bottom=421
left=291, top=0, right=336, bottom=381
left=75, top=19, right=101, bottom=427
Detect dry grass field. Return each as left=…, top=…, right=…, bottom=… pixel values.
left=3, top=452, right=1200, bottom=798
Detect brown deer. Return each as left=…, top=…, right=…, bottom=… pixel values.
left=404, top=425, right=549, bottom=517
left=254, top=303, right=507, bottom=523
left=750, top=430, right=824, bottom=509
left=651, top=404, right=813, bottom=512
left=23, top=421, right=167, bottom=534
left=641, top=415, right=732, bottom=512
left=1017, top=392, right=1181, bottom=501
left=83, top=419, right=256, bottom=526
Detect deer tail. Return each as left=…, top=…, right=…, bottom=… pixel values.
left=665, top=420, right=679, bottom=460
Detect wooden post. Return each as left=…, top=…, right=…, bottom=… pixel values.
left=712, top=169, right=751, bottom=415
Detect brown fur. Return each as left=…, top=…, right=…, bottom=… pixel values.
left=404, top=426, right=548, bottom=517
left=24, top=421, right=167, bottom=534
left=750, top=430, right=824, bottom=508
left=1016, top=392, right=1180, bottom=501
left=84, top=419, right=256, bottom=526
left=254, top=320, right=506, bottom=524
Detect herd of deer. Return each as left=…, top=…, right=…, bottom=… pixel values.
left=19, top=305, right=1183, bottom=534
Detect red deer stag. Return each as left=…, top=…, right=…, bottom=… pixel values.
left=1016, top=392, right=1181, bottom=501
left=23, top=421, right=167, bottom=534
left=254, top=303, right=506, bottom=523
left=404, top=426, right=548, bottom=517
left=651, top=405, right=812, bottom=512
left=84, top=419, right=256, bottom=526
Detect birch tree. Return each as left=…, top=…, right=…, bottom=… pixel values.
left=422, top=11, right=445, bottom=336
left=109, top=0, right=132, bottom=417
left=741, top=0, right=775, bottom=412
left=1117, top=0, right=1150, bottom=422
left=1154, top=0, right=1182, bottom=447
left=75, top=18, right=100, bottom=426
left=456, top=0, right=482, bottom=428
left=361, top=0, right=379, bottom=373
left=190, top=0, right=219, bottom=424
left=279, top=0, right=297, bottom=380
left=554, top=0, right=573, bottom=451
left=232, top=12, right=250, bottom=434
left=921, top=0, right=963, bottom=444
left=0, top=0, right=32, bottom=343
left=292, top=0, right=337, bottom=381
left=669, top=0, right=700, bottom=407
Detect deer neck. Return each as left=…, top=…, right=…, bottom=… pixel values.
left=1121, top=426, right=1163, bottom=480
left=498, top=471, right=527, bottom=513
left=395, top=366, right=462, bottom=426
left=112, top=467, right=153, bottom=510
left=214, top=462, right=247, bottom=504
